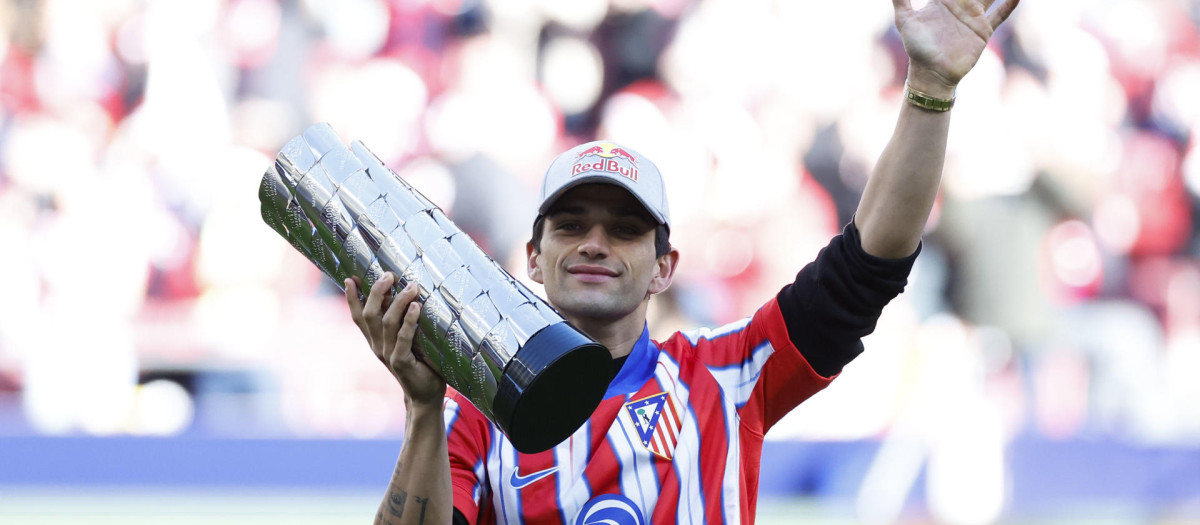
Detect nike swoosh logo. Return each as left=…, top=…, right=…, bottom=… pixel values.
left=509, top=466, right=559, bottom=489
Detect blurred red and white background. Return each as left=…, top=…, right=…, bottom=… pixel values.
left=2, top=0, right=1200, bottom=523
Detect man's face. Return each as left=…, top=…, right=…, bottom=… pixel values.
left=528, top=184, right=675, bottom=325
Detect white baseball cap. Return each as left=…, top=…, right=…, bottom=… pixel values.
left=538, top=140, right=670, bottom=230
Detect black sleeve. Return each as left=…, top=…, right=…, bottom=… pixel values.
left=453, top=508, right=470, bottom=525
left=775, top=220, right=919, bottom=377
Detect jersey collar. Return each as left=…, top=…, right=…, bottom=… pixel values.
left=603, top=324, right=659, bottom=399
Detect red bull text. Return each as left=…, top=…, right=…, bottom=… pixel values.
left=571, top=143, right=639, bottom=181
left=571, top=158, right=639, bottom=181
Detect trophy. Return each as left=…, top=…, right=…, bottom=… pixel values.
left=259, top=123, right=611, bottom=453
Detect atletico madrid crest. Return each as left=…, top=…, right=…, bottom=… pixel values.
left=624, top=392, right=682, bottom=461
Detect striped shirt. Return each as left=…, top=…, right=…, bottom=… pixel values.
left=445, top=298, right=829, bottom=524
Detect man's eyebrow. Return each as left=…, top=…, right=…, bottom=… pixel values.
left=546, top=204, right=586, bottom=217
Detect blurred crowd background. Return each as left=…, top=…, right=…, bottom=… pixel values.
left=2, top=0, right=1200, bottom=522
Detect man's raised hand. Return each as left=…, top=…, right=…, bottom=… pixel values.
left=891, top=0, right=1021, bottom=98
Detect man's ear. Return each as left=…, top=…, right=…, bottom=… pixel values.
left=526, top=241, right=544, bottom=284
left=647, top=248, right=680, bottom=296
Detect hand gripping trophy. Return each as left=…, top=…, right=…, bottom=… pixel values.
left=258, top=123, right=611, bottom=453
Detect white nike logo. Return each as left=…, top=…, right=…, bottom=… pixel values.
left=509, top=466, right=559, bottom=489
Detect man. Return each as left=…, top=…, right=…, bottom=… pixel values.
left=345, top=0, right=1021, bottom=522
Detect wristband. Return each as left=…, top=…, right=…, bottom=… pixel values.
left=904, top=83, right=955, bottom=112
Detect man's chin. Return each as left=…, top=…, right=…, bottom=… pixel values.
left=552, top=297, right=633, bottom=323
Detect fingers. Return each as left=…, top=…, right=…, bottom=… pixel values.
left=382, top=297, right=423, bottom=381
left=955, top=0, right=987, bottom=18
left=381, top=280, right=420, bottom=356
left=380, top=288, right=393, bottom=314
left=395, top=301, right=422, bottom=362
left=988, top=0, right=1018, bottom=28
left=361, top=273, right=394, bottom=342
left=344, top=277, right=367, bottom=336
left=892, top=0, right=912, bottom=15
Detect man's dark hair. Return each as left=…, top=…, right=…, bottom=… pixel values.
left=530, top=214, right=671, bottom=258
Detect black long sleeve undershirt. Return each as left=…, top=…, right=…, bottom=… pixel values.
left=775, top=221, right=919, bottom=377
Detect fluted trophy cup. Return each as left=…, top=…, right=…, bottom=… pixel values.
left=259, top=123, right=611, bottom=453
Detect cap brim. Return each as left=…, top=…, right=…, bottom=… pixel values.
left=538, top=175, right=669, bottom=228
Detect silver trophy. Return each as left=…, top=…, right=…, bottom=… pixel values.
left=259, top=123, right=611, bottom=453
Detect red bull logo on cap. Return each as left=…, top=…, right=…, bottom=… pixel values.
left=571, top=142, right=639, bottom=182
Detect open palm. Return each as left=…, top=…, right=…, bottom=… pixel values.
left=893, top=0, right=1020, bottom=94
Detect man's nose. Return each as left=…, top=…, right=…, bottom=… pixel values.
left=577, top=225, right=611, bottom=257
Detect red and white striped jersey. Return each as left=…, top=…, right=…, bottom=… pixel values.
left=444, top=297, right=833, bottom=524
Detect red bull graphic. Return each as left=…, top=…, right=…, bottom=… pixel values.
left=576, top=145, right=606, bottom=158
left=571, top=143, right=639, bottom=182
left=608, top=147, right=637, bottom=165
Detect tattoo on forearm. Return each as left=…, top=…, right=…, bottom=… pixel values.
left=384, top=488, right=430, bottom=523
left=415, top=496, right=429, bottom=524
left=387, top=490, right=408, bottom=518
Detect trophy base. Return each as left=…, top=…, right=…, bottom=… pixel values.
left=493, top=322, right=612, bottom=454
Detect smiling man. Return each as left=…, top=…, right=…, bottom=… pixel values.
left=529, top=160, right=676, bottom=356
left=344, top=0, right=1021, bottom=523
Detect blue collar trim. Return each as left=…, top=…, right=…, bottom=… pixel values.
left=604, top=324, right=659, bottom=399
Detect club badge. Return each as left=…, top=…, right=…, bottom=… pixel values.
left=624, top=392, right=682, bottom=461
